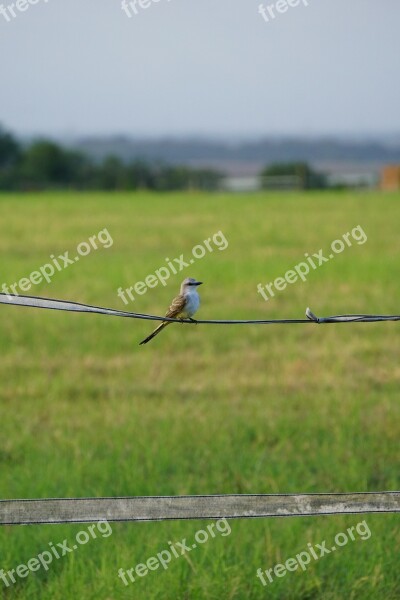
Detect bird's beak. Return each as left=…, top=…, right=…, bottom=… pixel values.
left=195, top=281, right=203, bottom=286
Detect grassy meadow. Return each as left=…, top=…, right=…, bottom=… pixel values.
left=0, top=190, right=399, bottom=599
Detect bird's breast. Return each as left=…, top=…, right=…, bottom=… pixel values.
left=184, top=292, right=200, bottom=317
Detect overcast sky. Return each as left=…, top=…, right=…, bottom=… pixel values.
left=1, top=0, right=399, bottom=138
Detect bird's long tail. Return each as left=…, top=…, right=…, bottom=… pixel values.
left=139, top=321, right=170, bottom=345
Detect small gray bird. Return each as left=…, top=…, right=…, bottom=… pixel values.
left=139, top=277, right=203, bottom=345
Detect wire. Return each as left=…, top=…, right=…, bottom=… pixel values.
left=0, top=293, right=399, bottom=325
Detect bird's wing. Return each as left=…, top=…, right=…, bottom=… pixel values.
left=165, top=293, right=186, bottom=318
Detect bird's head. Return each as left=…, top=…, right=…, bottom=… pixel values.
left=181, top=277, right=203, bottom=293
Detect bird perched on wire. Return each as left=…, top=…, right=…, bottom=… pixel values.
left=139, top=277, right=203, bottom=345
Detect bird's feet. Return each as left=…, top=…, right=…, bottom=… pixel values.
left=189, top=317, right=198, bottom=325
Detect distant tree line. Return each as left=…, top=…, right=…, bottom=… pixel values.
left=260, top=162, right=327, bottom=190
left=1, top=125, right=330, bottom=192
left=0, top=126, right=223, bottom=191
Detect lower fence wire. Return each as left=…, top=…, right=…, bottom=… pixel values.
left=1, top=492, right=399, bottom=525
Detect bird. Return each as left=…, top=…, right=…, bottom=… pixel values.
left=139, top=277, right=203, bottom=345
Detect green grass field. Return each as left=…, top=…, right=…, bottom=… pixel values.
left=0, top=191, right=399, bottom=599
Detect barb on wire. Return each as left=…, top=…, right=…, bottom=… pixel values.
left=0, top=293, right=399, bottom=325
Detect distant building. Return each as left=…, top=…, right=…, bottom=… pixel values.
left=261, top=175, right=302, bottom=190
left=325, top=171, right=378, bottom=189
left=221, top=176, right=260, bottom=192
left=381, top=165, right=400, bottom=191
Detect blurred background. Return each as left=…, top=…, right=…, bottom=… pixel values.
left=1, top=0, right=400, bottom=192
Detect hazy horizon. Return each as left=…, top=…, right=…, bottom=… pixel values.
left=12, top=131, right=400, bottom=145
